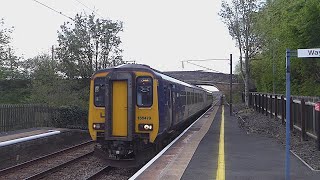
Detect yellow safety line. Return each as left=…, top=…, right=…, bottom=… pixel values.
left=216, top=105, right=225, bottom=180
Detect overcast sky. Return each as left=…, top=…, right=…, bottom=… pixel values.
left=1, top=0, right=238, bottom=74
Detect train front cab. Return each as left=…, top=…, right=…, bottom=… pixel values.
left=88, top=69, right=159, bottom=167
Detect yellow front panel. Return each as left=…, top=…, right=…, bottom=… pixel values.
left=88, top=72, right=108, bottom=141
left=112, top=81, right=128, bottom=136
left=134, top=72, right=159, bottom=142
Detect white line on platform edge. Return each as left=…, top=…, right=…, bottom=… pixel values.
left=0, top=130, right=61, bottom=147
left=237, top=114, right=320, bottom=172
left=290, top=150, right=320, bottom=172
left=129, top=104, right=216, bottom=180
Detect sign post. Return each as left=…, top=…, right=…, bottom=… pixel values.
left=285, top=49, right=291, bottom=180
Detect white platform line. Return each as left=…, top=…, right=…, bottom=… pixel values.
left=290, top=150, right=320, bottom=172
left=129, top=104, right=216, bottom=180
left=0, top=130, right=61, bottom=147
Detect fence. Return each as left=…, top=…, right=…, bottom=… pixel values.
left=246, top=92, right=320, bottom=149
left=0, top=104, right=88, bottom=132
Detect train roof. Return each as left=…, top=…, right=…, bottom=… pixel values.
left=93, top=64, right=206, bottom=91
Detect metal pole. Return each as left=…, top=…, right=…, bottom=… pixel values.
left=285, top=49, right=291, bottom=180
left=317, top=104, right=320, bottom=150
left=230, top=54, right=232, bottom=116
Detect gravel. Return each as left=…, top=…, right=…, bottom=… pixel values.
left=45, top=155, right=106, bottom=180
left=97, top=167, right=138, bottom=180
left=1, top=143, right=95, bottom=179
left=233, top=103, right=320, bottom=170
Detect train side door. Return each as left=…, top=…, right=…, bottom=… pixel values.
left=171, top=85, right=176, bottom=125
left=168, top=84, right=176, bottom=127
left=165, top=85, right=171, bottom=129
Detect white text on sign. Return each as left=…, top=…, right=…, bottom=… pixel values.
left=297, top=48, right=320, bottom=58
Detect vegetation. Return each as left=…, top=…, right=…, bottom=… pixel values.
left=0, top=14, right=124, bottom=110
left=2, top=0, right=320, bottom=109
left=220, top=0, right=320, bottom=99
left=0, top=18, right=22, bottom=80
left=219, top=0, right=261, bottom=106
left=252, top=0, right=320, bottom=96
left=56, top=13, right=124, bottom=79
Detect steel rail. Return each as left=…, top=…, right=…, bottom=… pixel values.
left=85, top=166, right=113, bottom=180
left=25, top=151, right=94, bottom=180
left=0, top=140, right=93, bottom=175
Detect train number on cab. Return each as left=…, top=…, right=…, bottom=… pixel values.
left=137, top=116, right=151, bottom=120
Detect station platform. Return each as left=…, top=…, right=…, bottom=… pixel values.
left=133, top=105, right=320, bottom=180
left=0, top=127, right=90, bottom=170
left=0, top=128, right=61, bottom=144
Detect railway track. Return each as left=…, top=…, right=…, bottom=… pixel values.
left=85, top=166, right=113, bottom=180
left=0, top=141, right=94, bottom=179
left=25, top=151, right=94, bottom=180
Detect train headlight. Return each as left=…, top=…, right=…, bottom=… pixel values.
left=93, top=123, right=104, bottom=130
left=138, top=124, right=153, bottom=131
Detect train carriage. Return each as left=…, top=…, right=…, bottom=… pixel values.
left=88, top=64, right=213, bottom=167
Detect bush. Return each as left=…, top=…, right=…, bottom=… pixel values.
left=52, top=106, right=88, bottom=129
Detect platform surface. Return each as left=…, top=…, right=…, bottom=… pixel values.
left=0, top=128, right=63, bottom=142
left=135, top=105, right=320, bottom=180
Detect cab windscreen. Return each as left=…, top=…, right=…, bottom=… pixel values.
left=136, top=77, right=153, bottom=107
left=94, top=77, right=105, bottom=107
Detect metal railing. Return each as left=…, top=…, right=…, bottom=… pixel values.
left=246, top=92, right=320, bottom=149
left=0, top=104, right=56, bottom=132
left=0, top=104, right=88, bottom=132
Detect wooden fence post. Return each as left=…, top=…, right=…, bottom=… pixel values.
left=275, top=95, right=278, bottom=120
left=256, top=94, right=258, bottom=111
left=254, top=94, right=256, bottom=110
left=266, top=94, right=269, bottom=116
left=270, top=94, right=273, bottom=118
left=262, top=94, right=264, bottom=113
left=258, top=94, right=261, bottom=113
left=301, top=99, right=306, bottom=141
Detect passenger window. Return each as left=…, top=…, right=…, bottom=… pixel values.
left=137, top=77, right=153, bottom=107
left=191, top=92, right=194, bottom=104
left=180, top=91, right=186, bottom=105
left=94, top=77, right=105, bottom=107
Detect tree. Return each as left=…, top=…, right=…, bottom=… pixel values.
left=0, top=18, right=12, bottom=61
left=219, top=0, right=261, bottom=107
left=23, top=54, right=59, bottom=80
left=55, top=13, right=124, bottom=79
left=26, top=54, right=60, bottom=105
left=0, top=18, right=22, bottom=80
left=252, top=0, right=320, bottom=96
left=26, top=54, right=88, bottom=108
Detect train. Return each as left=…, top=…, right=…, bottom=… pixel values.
left=88, top=64, right=213, bottom=167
